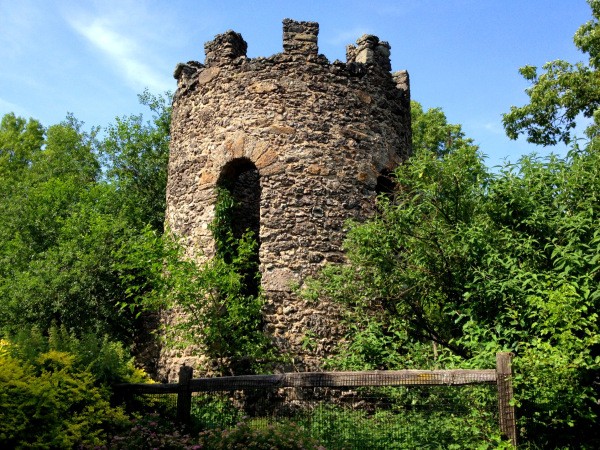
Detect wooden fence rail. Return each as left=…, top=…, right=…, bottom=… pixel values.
left=113, top=352, right=517, bottom=447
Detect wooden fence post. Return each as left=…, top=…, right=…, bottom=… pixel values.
left=496, top=352, right=517, bottom=447
left=177, top=365, right=193, bottom=426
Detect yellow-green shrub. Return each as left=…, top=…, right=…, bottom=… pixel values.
left=9, top=325, right=152, bottom=385
left=0, top=347, right=129, bottom=449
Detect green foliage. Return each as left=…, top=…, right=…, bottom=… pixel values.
left=306, top=102, right=600, bottom=446
left=209, top=187, right=240, bottom=264
left=303, top=400, right=508, bottom=450
left=0, top=343, right=129, bottom=449
left=503, top=0, right=600, bottom=145
left=303, top=137, right=488, bottom=366
left=6, top=324, right=150, bottom=385
left=411, top=100, right=476, bottom=157
left=102, top=414, right=324, bottom=450
left=33, top=113, right=100, bottom=183
left=118, top=199, right=277, bottom=374
left=197, top=420, right=325, bottom=450
left=0, top=112, right=136, bottom=341
left=101, top=89, right=172, bottom=231
left=0, top=180, right=135, bottom=340
left=0, top=91, right=172, bottom=346
left=191, top=394, right=242, bottom=431
left=209, top=187, right=262, bottom=294
left=0, top=113, right=44, bottom=182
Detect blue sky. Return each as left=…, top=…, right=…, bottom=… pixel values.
left=0, top=0, right=594, bottom=168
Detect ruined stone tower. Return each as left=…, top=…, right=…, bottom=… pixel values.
left=163, top=19, right=411, bottom=380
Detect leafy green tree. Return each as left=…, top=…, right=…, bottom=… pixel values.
left=0, top=113, right=44, bottom=182
left=0, top=114, right=135, bottom=341
left=499, top=7, right=600, bottom=441
left=101, top=89, right=172, bottom=231
left=305, top=101, right=600, bottom=446
left=411, top=100, right=476, bottom=157
left=32, top=113, right=100, bottom=183
left=503, top=0, right=600, bottom=146
left=0, top=91, right=173, bottom=347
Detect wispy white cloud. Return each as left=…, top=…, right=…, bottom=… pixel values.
left=0, top=97, right=26, bottom=116
left=70, top=18, right=171, bottom=92
left=64, top=2, right=174, bottom=93
left=482, top=121, right=504, bottom=134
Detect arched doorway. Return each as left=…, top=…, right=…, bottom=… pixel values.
left=216, top=158, right=261, bottom=297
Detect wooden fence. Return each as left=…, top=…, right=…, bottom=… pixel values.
left=114, top=352, right=517, bottom=447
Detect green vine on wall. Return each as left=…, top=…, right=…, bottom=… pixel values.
left=118, top=187, right=278, bottom=376
left=204, top=187, right=275, bottom=374
left=209, top=187, right=238, bottom=264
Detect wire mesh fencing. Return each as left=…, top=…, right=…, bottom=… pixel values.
left=194, top=385, right=500, bottom=449
left=113, top=353, right=516, bottom=448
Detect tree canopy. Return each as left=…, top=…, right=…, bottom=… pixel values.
left=503, top=0, right=600, bottom=146
left=0, top=92, right=171, bottom=346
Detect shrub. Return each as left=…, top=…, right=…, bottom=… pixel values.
left=303, top=400, right=509, bottom=450
left=7, top=324, right=151, bottom=384
left=0, top=348, right=129, bottom=449
left=101, top=415, right=324, bottom=450
left=190, top=394, right=242, bottom=431
left=197, top=419, right=325, bottom=450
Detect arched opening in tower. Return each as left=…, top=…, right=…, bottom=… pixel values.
left=216, top=158, right=261, bottom=297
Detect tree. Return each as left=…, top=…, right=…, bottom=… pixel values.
left=411, top=100, right=475, bottom=157
left=0, top=114, right=134, bottom=341
left=0, top=113, right=44, bottom=182
left=32, top=113, right=100, bottom=184
left=0, top=90, right=175, bottom=347
left=305, top=101, right=600, bottom=446
left=101, top=89, right=172, bottom=231
left=503, top=0, right=600, bottom=146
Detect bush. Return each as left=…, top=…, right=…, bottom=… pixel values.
left=101, top=415, right=324, bottom=450
left=7, top=324, right=150, bottom=384
left=197, top=419, right=325, bottom=450
left=190, top=394, right=242, bottom=431
left=0, top=347, right=129, bottom=449
left=303, top=400, right=509, bottom=450
left=305, top=144, right=600, bottom=446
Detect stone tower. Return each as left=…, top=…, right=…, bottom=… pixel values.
left=163, top=19, right=411, bottom=380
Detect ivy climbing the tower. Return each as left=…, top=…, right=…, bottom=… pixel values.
left=118, top=187, right=278, bottom=376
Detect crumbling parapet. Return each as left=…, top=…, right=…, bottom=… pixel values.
left=393, top=69, right=411, bottom=111
left=204, top=30, right=248, bottom=65
left=282, top=19, right=319, bottom=56
left=346, top=34, right=392, bottom=72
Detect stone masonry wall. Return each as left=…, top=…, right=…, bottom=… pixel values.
left=162, top=19, right=411, bottom=381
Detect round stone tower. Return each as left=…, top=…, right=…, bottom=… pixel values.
left=163, top=19, right=411, bottom=380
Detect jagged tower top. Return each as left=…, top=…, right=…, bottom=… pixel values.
left=176, top=19, right=399, bottom=75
